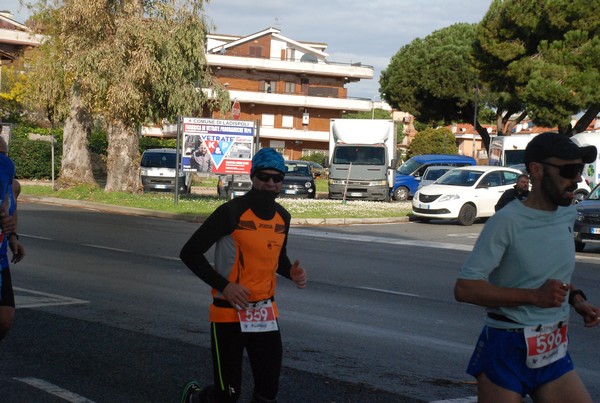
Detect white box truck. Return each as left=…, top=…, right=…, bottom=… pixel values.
left=489, top=132, right=591, bottom=202
left=571, top=131, right=600, bottom=189
left=327, top=119, right=396, bottom=201
left=488, top=134, right=537, bottom=167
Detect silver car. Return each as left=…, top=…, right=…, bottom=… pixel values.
left=418, top=165, right=454, bottom=190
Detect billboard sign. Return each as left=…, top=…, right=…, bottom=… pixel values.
left=182, top=117, right=254, bottom=175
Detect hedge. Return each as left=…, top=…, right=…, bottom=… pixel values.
left=8, top=124, right=177, bottom=180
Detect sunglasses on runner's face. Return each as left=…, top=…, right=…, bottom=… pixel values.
left=254, top=172, right=284, bottom=183
left=542, top=162, right=584, bottom=179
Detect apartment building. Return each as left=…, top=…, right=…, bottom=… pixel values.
left=204, top=27, right=376, bottom=160
left=0, top=11, right=44, bottom=62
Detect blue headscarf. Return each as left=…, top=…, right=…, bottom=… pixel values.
left=250, top=148, right=287, bottom=177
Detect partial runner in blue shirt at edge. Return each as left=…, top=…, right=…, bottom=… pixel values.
left=455, top=132, right=600, bottom=403
left=0, top=145, right=25, bottom=342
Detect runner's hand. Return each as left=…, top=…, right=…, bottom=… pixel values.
left=535, top=279, right=569, bottom=307
left=222, top=282, right=251, bottom=310
left=572, top=301, right=600, bottom=328
left=290, top=260, right=307, bottom=289
left=9, top=239, right=24, bottom=264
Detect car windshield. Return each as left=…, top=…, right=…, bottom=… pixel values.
left=437, top=169, right=483, bottom=187
left=424, top=168, right=450, bottom=181
left=286, top=164, right=311, bottom=176
left=332, top=146, right=385, bottom=166
left=587, top=185, right=600, bottom=200
left=504, top=150, right=526, bottom=166
left=141, top=152, right=176, bottom=168
left=397, top=159, right=422, bottom=175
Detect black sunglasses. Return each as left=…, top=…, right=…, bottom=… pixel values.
left=254, top=172, right=284, bottom=183
left=541, top=162, right=584, bottom=179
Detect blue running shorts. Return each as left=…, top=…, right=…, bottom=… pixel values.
left=466, top=325, right=574, bottom=396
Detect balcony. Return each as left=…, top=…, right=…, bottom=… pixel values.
left=224, top=89, right=373, bottom=112
left=206, top=53, right=373, bottom=81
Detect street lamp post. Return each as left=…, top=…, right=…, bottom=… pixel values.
left=371, top=95, right=376, bottom=119
left=372, top=94, right=386, bottom=119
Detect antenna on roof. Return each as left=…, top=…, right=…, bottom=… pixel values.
left=274, top=17, right=282, bottom=30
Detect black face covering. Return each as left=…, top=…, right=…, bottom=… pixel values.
left=247, top=188, right=279, bottom=219
left=251, top=188, right=279, bottom=202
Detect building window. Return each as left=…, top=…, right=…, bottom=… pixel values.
left=284, top=82, right=296, bottom=94
left=282, top=115, right=294, bottom=128
left=249, top=46, right=263, bottom=58
left=285, top=48, right=296, bottom=61
left=262, top=80, right=275, bottom=93
left=270, top=140, right=285, bottom=155
left=262, top=114, right=275, bottom=127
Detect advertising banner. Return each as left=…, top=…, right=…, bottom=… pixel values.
left=182, top=118, right=255, bottom=175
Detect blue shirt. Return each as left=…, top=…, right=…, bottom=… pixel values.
left=0, top=154, right=16, bottom=270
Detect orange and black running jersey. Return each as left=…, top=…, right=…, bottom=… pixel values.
left=180, top=189, right=293, bottom=322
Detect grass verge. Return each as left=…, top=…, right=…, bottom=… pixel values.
left=22, top=184, right=412, bottom=219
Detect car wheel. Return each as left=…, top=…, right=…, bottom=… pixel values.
left=393, top=186, right=409, bottom=201
left=575, top=241, right=585, bottom=252
left=457, top=204, right=477, bottom=226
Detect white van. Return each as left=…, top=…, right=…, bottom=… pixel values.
left=571, top=131, right=600, bottom=189
left=488, top=135, right=537, bottom=166
left=490, top=133, right=591, bottom=202
left=140, top=148, right=191, bottom=194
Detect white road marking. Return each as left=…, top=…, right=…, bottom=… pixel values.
left=161, top=255, right=181, bottom=261
left=13, top=287, right=89, bottom=309
left=81, top=244, right=129, bottom=253
left=358, top=286, right=419, bottom=297
left=14, top=377, right=96, bottom=403
left=290, top=228, right=473, bottom=252
left=20, top=234, right=53, bottom=240
left=446, top=233, right=480, bottom=239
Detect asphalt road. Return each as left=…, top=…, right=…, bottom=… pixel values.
left=2, top=201, right=600, bottom=402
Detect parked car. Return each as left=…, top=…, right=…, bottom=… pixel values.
left=217, top=174, right=252, bottom=198
left=392, top=154, right=476, bottom=201
left=140, top=148, right=190, bottom=194
left=305, top=160, right=325, bottom=177
left=510, top=163, right=590, bottom=204
left=280, top=160, right=316, bottom=198
left=417, top=166, right=455, bottom=190
left=412, top=166, right=522, bottom=226
left=574, top=182, right=600, bottom=252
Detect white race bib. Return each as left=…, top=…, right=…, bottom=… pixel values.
left=524, top=321, right=568, bottom=369
left=237, top=299, right=278, bottom=333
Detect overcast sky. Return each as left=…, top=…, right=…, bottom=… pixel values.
left=4, top=0, right=492, bottom=99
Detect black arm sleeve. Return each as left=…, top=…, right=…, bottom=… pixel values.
left=275, top=205, right=293, bottom=279
left=179, top=203, right=234, bottom=292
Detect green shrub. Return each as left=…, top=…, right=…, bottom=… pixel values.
left=139, top=136, right=177, bottom=152
left=8, top=122, right=182, bottom=180
left=10, top=136, right=61, bottom=179
left=89, top=128, right=108, bottom=155
left=299, top=152, right=327, bottom=165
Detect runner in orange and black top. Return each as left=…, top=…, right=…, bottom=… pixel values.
left=180, top=148, right=307, bottom=403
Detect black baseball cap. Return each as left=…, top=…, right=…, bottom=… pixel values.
left=524, top=132, right=597, bottom=167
